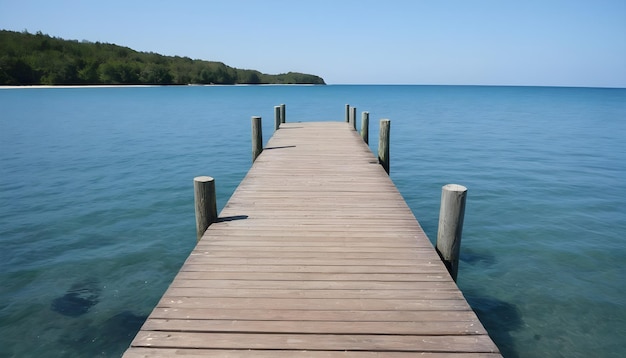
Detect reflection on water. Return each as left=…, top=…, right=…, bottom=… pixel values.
left=465, top=292, right=523, bottom=358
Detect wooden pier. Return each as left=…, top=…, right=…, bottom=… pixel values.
left=123, top=120, right=501, bottom=357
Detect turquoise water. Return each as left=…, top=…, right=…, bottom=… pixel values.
left=1, top=85, right=625, bottom=357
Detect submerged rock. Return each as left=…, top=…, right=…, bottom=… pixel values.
left=51, top=279, right=101, bottom=317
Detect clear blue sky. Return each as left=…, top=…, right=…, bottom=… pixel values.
left=2, top=0, right=625, bottom=87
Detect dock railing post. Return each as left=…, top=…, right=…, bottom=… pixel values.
left=350, top=107, right=357, bottom=130
left=378, top=119, right=390, bottom=174
left=345, top=104, right=350, bottom=123
left=274, top=106, right=281, bottom=131
left=194, top=176, right=217, bottom=242
left=280, top=104, right=286, bottom=124
left=436, top=184, right=467, bottom=282
left=252, top=116, right=263, bottom=162
left=361, top=111, right=369, bottom=144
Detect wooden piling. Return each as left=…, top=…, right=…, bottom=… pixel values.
left=361, top=111, right=369, bottom=144
left=378, top=119, right=390, bottom=174
left=274, top=106, right=281, bottom=131
left=252, top=116, right=263, bottom=162
left=436, top=184, right=467, bottom=282
left=193, top=176, right=217, bottom=242
left=350, top=107, right=357, bottom=130
left=280, top=104, right=286, bottom=124
left=345, top=104, right=350, bottom=123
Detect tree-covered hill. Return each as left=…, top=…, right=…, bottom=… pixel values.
left=0, top=30, right=325, bottom=86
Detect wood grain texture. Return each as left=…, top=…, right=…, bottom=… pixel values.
left=123, top=122, right=500, bottom=357
left=124, top=348, right=502, bottom=358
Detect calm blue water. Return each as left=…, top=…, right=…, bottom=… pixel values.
left=1, top=85, right=625, bottom=357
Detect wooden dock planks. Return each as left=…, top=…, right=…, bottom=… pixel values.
left=123, top=121, right=501, bottom=357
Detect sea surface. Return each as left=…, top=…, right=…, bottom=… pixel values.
left=1, top=85, right=625, bottom=357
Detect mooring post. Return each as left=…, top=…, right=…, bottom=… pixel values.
left=436, top=184, right=467, bottom=282
left=194, top=176, right=217, bottom=242
left=345, top=104, right=350, bottom=123
left=252, top=116, right=263, bottom=162
left=274, top=106, right=281, bottom=131
left=378, top=119, right=390, bottom=174
left=280, top=104, right=286, bottom=124
left=350, top=107, right=357, bottom=130
left=361, top=111, right=369, bottom=144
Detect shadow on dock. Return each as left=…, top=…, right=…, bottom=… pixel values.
left=265, top=145, right=297, bottom=150
left=217, top=215, right=249, bottom=222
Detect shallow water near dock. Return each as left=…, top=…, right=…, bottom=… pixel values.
left=1, top=85, right=625, bottom=357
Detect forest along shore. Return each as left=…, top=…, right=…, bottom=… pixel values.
left=0, top=30, right=326, bottom=86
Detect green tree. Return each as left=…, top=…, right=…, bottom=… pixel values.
left=139, top=64, right=173, bottom=84
left=77, top=62, right=100, bottom=84
left=99, top=62, right=140, bottom=84
left=4, top=58, right=39, bottom=84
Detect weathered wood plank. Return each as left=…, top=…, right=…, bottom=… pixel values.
left=141, top=319, right=487, bottom=335
left=197, top=235, right=428, bottom=243
left=198, top=230, right=430, bottom=239
left=195, top=240, right=433, bottom=248
left=168, top=279, right=459, bottom=290
left=174, top=271, right=451, bottom=282
left=130, top=332, right=500, bottom=353
left=163, top=288, right=463, bottom=299
left=124, top=349, right=502, bottom=358
left=155, top=297, right=472, bottom=311
left=188, top=249, right=435, bottom=259
left=181, top=257, right=444, bottom=267
left=192, top=246, right=437, bottom=254
left=149, top=307, right=479, bottom=322
left=179, top=264, right=448, bottom=274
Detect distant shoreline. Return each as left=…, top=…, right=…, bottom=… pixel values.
left=0, top=83, right=324, bottom=89
left=1, top=84, right=623, bottom=90
left=0, top=85, right=158, bottom=89
left=1, top=30, right=326, bottom=86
